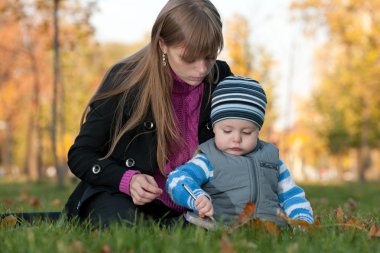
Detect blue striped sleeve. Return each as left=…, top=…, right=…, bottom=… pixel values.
left=277, top=159, right=314, bottom=224
left=166, top=153, right=214, bottom=211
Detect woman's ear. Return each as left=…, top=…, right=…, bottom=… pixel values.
left=158, top=39, right=167, bottom=54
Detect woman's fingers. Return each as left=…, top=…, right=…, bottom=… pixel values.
left=144, top=176, right=163, bottom=195
left=130, top=174, right=163, bottom=205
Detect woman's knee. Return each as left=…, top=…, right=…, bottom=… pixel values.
left=80, top=191, right=138, bottom=227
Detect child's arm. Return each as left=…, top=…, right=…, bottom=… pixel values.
left=277, top=159, right=314, bottom=224
left=166, top=153, right=214, bottom=212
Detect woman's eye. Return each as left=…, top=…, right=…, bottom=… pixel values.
left=181, top=57, right=195, bottom=63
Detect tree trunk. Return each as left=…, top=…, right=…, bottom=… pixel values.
left=357, top=101, right=371, bottom=182
left=23, top=46, right=43, bottom=181
left=1, top=120, right=13, bottom=176
left=53, top=0, right=64, bottom=187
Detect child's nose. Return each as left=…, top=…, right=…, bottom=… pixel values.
left=233, top=134, right=242, bottom=143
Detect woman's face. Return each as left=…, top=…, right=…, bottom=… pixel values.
left=160, top=43, right=216, bottom=86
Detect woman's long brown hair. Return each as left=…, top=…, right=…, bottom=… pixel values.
left=81, top=0, right=224, bottom=175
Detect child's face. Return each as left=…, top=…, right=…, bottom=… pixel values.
left=213, top=119, right=259, bottom=156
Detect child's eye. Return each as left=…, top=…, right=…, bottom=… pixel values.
left=223, top=130, right=232, bottom=134
left=243, top=132, right=252, bottom=135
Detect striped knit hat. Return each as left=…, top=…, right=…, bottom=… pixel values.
left=211, top=76, right=267, bottom=129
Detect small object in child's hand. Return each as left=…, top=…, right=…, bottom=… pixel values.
left=182, top=183, right=197, bottom=200
left=182, top=183, right=216, bottom=222
left=184, top=211, right=217, bottom=231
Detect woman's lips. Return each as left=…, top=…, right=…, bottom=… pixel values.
left=190, top=77, right=204, bottom=82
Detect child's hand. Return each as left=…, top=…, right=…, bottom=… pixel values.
left=195, top=195, right=214, bottom=218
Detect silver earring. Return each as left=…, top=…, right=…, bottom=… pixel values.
left=162, top=53, right=167, bottom=66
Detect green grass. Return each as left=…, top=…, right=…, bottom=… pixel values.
left=0, top=181, right=379, bottom=253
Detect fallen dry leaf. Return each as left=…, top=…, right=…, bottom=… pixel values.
left=51, top=199, right=61, bottom=206
left=344, top=198, right=358, bottom=211
left=368, top=224, right=380, bottom=239
left=335, top=207, right=366, bottom=230
left=2, top=197, right=13, bottom=206
left=29, top=196, right=40, bottom=208
left=220, top=233, right=236, bottom=253
left=101, top=244, right=112, bottom=253
left=345, top=216, right=366, bottom=230
left=314, top=216, right=321, bottom=226
left=239, top=202, right=256, bottom=224
left=335, top=207, right=345, bottom=225
left=277, top=209, right=312, bottom=230
left=229, top=202, right=256, bottom=232
left=253, top=219, right=280, bottom=236
left=70, top=240, right=86, bottom=253
left=1, top=215, right=18, bottom=228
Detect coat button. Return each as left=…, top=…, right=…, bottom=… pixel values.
left=205, top=122, right=212, bottom=131
left=144, top=121, right=155, bottom=130
left=92, top=164, right=101, bottom=174
left=126, top=158, right=135, bottom=168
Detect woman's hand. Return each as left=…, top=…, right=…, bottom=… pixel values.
left=130, top=174, right=163, bottom=205
left=195, top=195, right=214, bottom=218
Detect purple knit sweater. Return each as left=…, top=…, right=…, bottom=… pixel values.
left=119, top=74, right=204, bottom=213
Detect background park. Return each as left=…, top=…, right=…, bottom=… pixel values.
left=0, top=0, right=379, bottom=252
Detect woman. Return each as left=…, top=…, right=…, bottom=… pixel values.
left=64, top=0, right=233, bottom=226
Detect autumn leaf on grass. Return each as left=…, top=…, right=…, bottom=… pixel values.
left=2, top=197, right=13, bottom=206
left=344, top=198, right=358, bottom=211
left=51, top=199, right=61, bottom=207
left=29, top=196, right=40, bottom=208
left=277, top=209, right=312, bottom=230
left=335, top=207, right=345, bottom=225
left=367, top=224, right=380, bottom=239
left=229, top=202, right=256, bottom=232
left=69, top=240, right=86, bottom=253
left=239, top=202, right=256, bottom=224
left=314, top=216, right=321, bottom=226
left=335, top=207, right=366, bottom=230
left=101, top=244, right=112, bottom=253
left=253, top=219, right=280, bottom=236
left=0, top=215, right=17, bottom=228
left=220, top=233, right=236, bottom=253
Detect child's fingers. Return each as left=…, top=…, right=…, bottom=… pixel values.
left=203, top=205, right=214, bottom=217
left=195, top=196, right=209, bottom=209
left=198, top=203, right=214, bottom=217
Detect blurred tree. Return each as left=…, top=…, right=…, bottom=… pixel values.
left=0, top=0, right=97, bottom=182
left=225, top=14, right=278, bottom=141
left=292, top=0, right=380, bottom=181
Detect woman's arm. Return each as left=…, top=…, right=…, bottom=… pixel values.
left=68, top=64, right=131, bottom=192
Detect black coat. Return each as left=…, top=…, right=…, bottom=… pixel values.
left=64, top=60, right=233, bottom=216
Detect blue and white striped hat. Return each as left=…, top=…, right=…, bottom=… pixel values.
left=211, top=76, right=267, bottom=129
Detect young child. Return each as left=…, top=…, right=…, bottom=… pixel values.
left=166, top=76, right=314, bottom=226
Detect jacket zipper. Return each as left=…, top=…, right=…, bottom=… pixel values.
left=251, top=158, right=261, bottom=219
